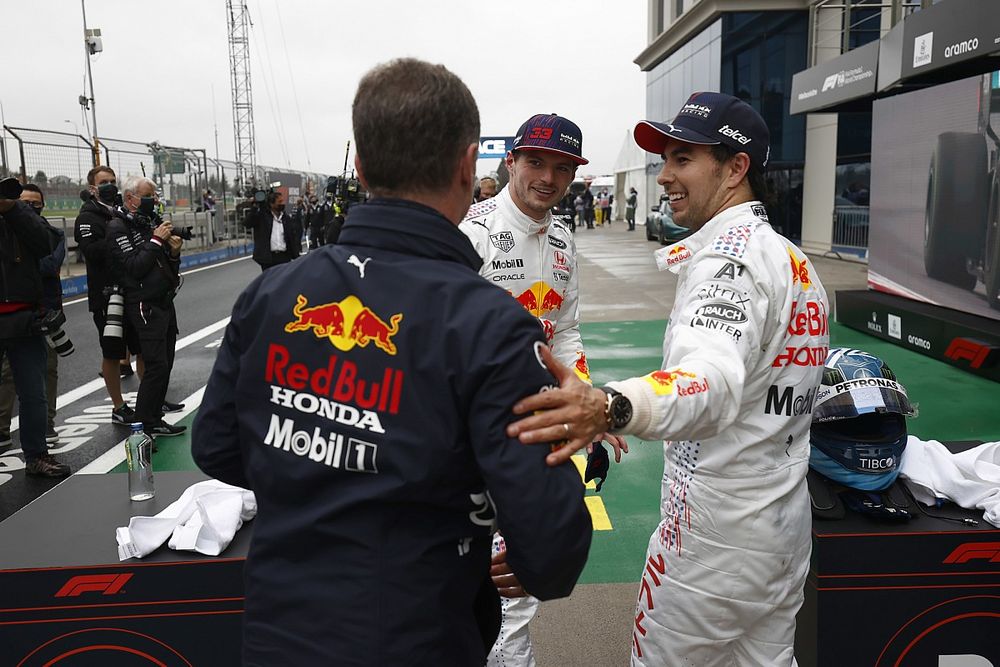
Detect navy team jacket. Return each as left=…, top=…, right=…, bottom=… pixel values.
left=193, top=198, right=592, bottom=666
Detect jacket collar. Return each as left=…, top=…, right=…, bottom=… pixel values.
left=339, top=198, right=483, bottom=271
left=654, top=200, right=768, bottom=274
left=496, top=186, right=550, bottom=235
left=81, top=198, right=116, bottom=219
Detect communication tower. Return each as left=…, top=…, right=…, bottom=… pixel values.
left=226, top=0, right=257, bottom=188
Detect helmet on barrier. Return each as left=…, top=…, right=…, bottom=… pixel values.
left=809, top=348, right=916, bottom=491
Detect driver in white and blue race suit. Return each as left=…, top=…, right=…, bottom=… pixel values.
left=503, top=92, right=830, bottom=666
left=461, top=113, right=627, bottom=667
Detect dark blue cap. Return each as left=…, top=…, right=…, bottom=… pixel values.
left=634, top=92, right=770, bottom=169
left=511, top=113, right=588, bottom=165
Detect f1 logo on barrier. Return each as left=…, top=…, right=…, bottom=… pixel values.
left=944, top=338, right=999, bottom=369
left=54, top=573, right=133, bottom=597
left=943, top=542, right=1000, bottom=564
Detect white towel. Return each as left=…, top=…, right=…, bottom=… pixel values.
left=899, top=436, right=1000, bottom=528
left=116, top=479, right=257, bottom=560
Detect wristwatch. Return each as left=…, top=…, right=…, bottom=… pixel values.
left=600, top=387, right=633, bottom=432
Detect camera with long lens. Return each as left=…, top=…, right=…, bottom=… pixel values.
left=246, top=181, right=282, bottom=209
left=172, top=226, right=194, bottom=241
left=103, top=286, right=125, bottom=339
left=36, top=309, right=75, bottom=357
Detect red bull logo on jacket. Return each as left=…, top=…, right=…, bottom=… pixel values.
left=285, top=294, right=403, bottom=355
left=642, top=369, right=699, bottom=395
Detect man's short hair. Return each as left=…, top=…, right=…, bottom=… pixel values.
left=121, top=175, right=157, bottom=196
left=86, top=165, right=116, bottom=185
left=479, top=176, right=497, bottom=186
left=710, top=144, right=772, bottom=208
left=352, top=58, right=479, bottom=197
left=22, top=183, right=45, bottom=203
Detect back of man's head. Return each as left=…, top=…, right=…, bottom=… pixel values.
left=352, top=58, right=479, bottom=198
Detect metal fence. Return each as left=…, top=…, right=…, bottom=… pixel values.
left=2, top=127, right=95, bottom=218
left=831, top=204, right=870, bottom=258
left=1, top=124, right=328, bottom=255
left=809, top=0, right=924, bottom=66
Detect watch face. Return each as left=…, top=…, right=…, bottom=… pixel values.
left=611, top=395, right=632, bottom=428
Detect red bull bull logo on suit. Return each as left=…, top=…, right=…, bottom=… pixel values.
left=642, top=369, right=699, bottom=395
left=573, top=351, right=592, bottom=383
left=511, top=280, right=565, bottom=318
left=787, top=249, right=812, bottom=289
left=285, top=294, right=403, bottom=355
left=665, top=244, right=692, bottom=266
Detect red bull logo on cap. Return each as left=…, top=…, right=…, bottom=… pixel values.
left=642, top=369, right=698, bottom=396
left=285, top=294, right=403, bottom=356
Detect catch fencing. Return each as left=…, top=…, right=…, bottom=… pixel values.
left=1, top=125, right=329, bottom=259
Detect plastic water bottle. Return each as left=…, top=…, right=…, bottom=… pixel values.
left=126, top=423, right=155, bottom=501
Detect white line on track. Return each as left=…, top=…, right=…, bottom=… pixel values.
left=8, top=317, right=230, bottom=434
left=62, top=255, right=252, bottom=307
left=78, top=385, right=206, bottom=475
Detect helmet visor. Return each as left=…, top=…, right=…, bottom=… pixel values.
left=813, top=377, right=914, bottom=423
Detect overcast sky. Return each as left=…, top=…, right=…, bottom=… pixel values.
left=1, top=1, right=648, bottom=179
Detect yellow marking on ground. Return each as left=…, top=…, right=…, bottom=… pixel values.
left=572, top=454, right=596, bottom=490
left=572, top=454, right=613, bottom=530
left=585, top=496, right=613, bottom=530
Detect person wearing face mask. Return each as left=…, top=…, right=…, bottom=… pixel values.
left=0, top=178, right=69, bottom=477
left=74, top=166, right=140, bottom=425
left=106, top=176, right=185, bottom=439
left=0, top=184, right=67, bottom=453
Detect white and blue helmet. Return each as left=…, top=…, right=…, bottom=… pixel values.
left=809, top=348, right=916, bottom=491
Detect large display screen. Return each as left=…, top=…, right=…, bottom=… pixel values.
left=868, top=72, right=1000, bottom=322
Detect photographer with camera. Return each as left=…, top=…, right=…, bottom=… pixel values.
left=107, top=176, right=185, bottom=438
left=74, top=166, right=140, bottom=425
left=303, top=193, right=330, bottom=250
left=0, top=184, right=71, bottom=453
left=0, top=178, right=70, bottom=477
left=243, top=186, right=301, bottom=271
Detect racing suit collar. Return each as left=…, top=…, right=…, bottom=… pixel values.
left=339, top=197, right=484, bottom=271
left=497, top=186, right=551, bottom=236
left=655, top=200, right=767, bottom=273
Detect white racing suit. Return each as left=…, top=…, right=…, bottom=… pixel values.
left=606, top=202, right=829, bottom=666
left=461, top=186, right=592, bottom=667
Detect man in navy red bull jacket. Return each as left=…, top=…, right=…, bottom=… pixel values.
left=192, top=58, right=592, bottom=666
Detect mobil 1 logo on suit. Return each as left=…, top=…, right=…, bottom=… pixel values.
left=764, top=385, right=816, bottom=416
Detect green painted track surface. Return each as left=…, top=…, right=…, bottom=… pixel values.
left=117, top=321, right=1000, bottom=585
